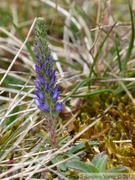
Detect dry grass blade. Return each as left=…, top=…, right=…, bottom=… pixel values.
left=0, top=18, right=36, bottom=86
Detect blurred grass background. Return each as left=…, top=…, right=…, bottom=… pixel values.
left=0, top=0, right=135, bottom=179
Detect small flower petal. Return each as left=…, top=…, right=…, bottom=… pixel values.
left=34, top=80, right=40, bottom=89
left=34, top=90, right=44, bottom=99
left=46, top=68, right=50, bottom=75
left=50, top=70, right=56, bottom=83
left=39, top=102, right=49, bottom=111
left=39, top=62, right=43, bottom=69
left=55, top=102, right=64, bottom=112
left=53, top=84, right=58, bottom=92
left=35, top=64, right=40, bottom=73
left=34, top=97, right=49, bottom=111
left=45, top=81, right=50, bottom=90
left=34, top=97, right=40, bottom=106
left=37, top=74, right=45, bottom=83
left=46, top=54, right=50, bottom=62
left=52, top=84, right=60, bottom=100
left=35, top=55, right=40, bottom=61
left=52, top=92, right=60, bottom=100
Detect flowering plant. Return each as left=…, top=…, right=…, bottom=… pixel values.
left=33, top=18, right=64, bottom=148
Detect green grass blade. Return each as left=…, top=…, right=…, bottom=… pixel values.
left=120, top=2, right=134, bottom=77
left=89, top=22, right=117, bottom=78
left=63, top=77, right=113, bottom=101
left=114, top=82, right=135, bottom=95
left=0, top=121, right=30, bottom=160
left=61, top=89, right=113, bottom=98
left=115, top=34, right=122, bottom=72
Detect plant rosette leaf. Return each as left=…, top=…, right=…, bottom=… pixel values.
left=66, top=160, right=100, bottom=173
left=91, top=152, right=108, bottom=172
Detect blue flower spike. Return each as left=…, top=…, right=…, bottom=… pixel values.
left=33, top=18, right=63, bottom=115
left=33, top=18, right=64, bottom=148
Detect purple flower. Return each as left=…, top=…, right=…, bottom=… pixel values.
left=34, top=97, right=49, bottom=111
left=46, top=54, right=50, bottom=62
left=35, top=64, right=40, bottom=73
left=34, top=97, right=41, bottom=106
left=33, top=18, right=64, bottom=114
left=33, top=18, right=64, bottom=148
left=50, top=70, right=56, bottom=83
left=34, top=80, right=40, bottom=89
left=39, top=62, right=44, bottom=69
left=45, top=81, right=50, bottom=90
left=55, top=102, right=64, bottom=112
left=34, top=90, right=44, bottom=99
left=52, top=84, right=60, bottom=100
left=35, top=55, right=40, bottom=61
left=46, top=68, right=50, bottom=75
left=35, top=63, right=43, bottom=73
left=37, top=74, right=44, bottom=83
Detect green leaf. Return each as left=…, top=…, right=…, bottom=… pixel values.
left=58, top=135, right=70, bottom=146
left=68, top=143, right=85, bottom=154
left=106, top=166, right=127, bottom=173
left=91, top=152, right=108, bottom=172
left=52, top=155, right=67, bottom=171
left=68, top=141, right=98, bottom=154
left=66, top=160, right=100, bottom=173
